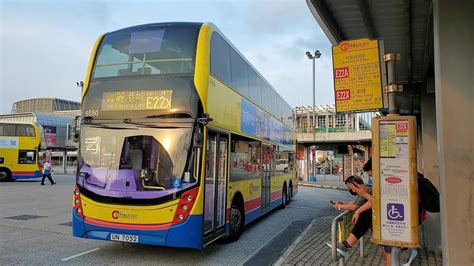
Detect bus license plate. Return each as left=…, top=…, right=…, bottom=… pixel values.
left=110, top=233, right=139, bottom=243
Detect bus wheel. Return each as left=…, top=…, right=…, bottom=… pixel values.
left=280, top=185, right=287, bottom=209
left=226, top=203, right=244, bottom=242
left=0, top=168, right=12, bottom=182
left=288, top=184, right=293, bottom=202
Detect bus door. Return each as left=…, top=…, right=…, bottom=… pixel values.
left=203, top=130, right=228, bottom=245
left=261, top=144, right=273, bottom=211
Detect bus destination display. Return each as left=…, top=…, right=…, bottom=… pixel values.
left=101, top=90, right=172, bottom=111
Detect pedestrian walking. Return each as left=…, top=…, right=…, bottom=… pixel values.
left=41, top=156, right=56, bottom=185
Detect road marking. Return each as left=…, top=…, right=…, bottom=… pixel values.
left=61, top=248, right=100, bottom=261
left=238, top=222, right=291, bottom=266
left=274, top=219, right=315, bottom=266
left=286, top=206, right=311, bottom=209
left=241, top=221, right=310, bottom=266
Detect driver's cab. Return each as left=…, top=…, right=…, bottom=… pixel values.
left=119, top=136, right=173, bottom=190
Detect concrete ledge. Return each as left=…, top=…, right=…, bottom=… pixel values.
left=298, top=181, right=348, bottom=191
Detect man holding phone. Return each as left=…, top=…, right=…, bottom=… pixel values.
left=330, top=175, right=372, bottom=256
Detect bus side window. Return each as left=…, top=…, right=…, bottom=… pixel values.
left=18, top=150, right=37, bottom=164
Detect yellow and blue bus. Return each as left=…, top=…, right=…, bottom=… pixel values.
left=73, top=22, right=297, bottom=248
left=0, top=122, right=45, bottom=181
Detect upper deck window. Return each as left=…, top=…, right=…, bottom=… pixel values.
left=0, top=124, right=35, bottom=137
left=92, top=26, right=199, bottom=78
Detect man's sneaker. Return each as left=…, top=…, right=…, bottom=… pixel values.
left=401, top=249, right=418, bottom=266
left=326, top=242, right=350, bottom=257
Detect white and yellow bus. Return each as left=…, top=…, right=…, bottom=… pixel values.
left=0, top=122, right=45, bottom=181
left=73, top=22, right=297, bottom=248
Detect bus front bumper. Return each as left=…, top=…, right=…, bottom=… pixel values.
left=72, top=210, right=203, bottom=249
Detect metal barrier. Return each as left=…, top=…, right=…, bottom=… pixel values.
left=331, top=210, right=365, bottom=265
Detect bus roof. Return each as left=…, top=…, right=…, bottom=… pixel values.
left=106, top=22, right=203, bottom=35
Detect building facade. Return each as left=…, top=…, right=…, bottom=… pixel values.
left=294, top=105, right=376, bottom=181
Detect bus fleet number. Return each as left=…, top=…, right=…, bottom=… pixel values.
left=85, top=109, right=99, bottom=117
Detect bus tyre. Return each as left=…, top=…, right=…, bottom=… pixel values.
left=280, top=185, right=287, bottom=209
left=289, top=184, right=293, bottom=202
left=226, top=203, right=244, bottom=242
left=0, top=169, right=12, bottom=182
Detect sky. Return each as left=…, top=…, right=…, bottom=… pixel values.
left=0, top=0, right=334, bottom=114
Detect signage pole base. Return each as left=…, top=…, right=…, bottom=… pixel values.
left=391, top=247, right=400, bottom=265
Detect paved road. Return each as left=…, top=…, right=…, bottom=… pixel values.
left=0, top=175, right=353, bottom=264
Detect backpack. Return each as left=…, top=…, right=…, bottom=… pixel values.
left=418, top=173, right=440, bottom=213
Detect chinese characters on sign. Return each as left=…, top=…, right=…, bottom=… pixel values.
left=378, top=120, right=415, bottom=244
left=332, top=39, right=383, bottom=113
left=101, top=90, right=172, bottom=111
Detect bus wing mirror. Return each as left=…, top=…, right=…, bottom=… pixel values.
left=197, top=113, right=213, bottom=125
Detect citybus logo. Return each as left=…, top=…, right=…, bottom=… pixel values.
left=112, top=210, right=138, bottom=219
left=339, top=41, right=370, bottom=51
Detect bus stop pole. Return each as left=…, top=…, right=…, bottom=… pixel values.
left=384, top=53, right=402, bottom=265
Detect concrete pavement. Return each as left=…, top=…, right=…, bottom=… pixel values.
left=276, top=183, right=443, bottom=266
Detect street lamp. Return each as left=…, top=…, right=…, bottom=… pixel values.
left=306, top=50, right=321, bottom=137
left=306, top=50, right=321, bottom=180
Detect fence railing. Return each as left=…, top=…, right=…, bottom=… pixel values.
left=331, top=210, right=365, bottom=265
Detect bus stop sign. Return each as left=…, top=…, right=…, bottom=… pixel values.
left=332, top=38, right=384, bottom=113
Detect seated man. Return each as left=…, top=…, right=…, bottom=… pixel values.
left=332, top=175, right=372, bottom=256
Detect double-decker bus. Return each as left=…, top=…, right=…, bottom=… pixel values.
left=0, top=122, right=45, bottom=181
left=73, top=22, right=297, bottom=248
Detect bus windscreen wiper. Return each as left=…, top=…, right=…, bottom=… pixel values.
left=145, top=113, right=193, bottom=119
left=123, top=118, right=191, bottom=128
left=83, top=116, right=136, bottom=130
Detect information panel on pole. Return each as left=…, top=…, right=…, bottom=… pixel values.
left=371, top=115, right=419, bottom=248
left=332, top=38, right=383, bottom=113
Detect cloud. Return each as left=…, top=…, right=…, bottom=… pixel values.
left=1, top=0, right=336, bottom=114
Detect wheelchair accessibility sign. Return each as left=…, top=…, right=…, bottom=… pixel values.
left=387, top=203, right=404, bottom=221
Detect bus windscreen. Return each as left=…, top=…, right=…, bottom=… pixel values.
left=92, top=26, right=199, bottom=78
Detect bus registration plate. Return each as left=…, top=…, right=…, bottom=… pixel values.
left=110, top=233, right=139, bottom=243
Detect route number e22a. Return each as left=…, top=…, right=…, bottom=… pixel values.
left=334, top=67, right=349, bottom=79
left=336, top=89, right=351, bottom=101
